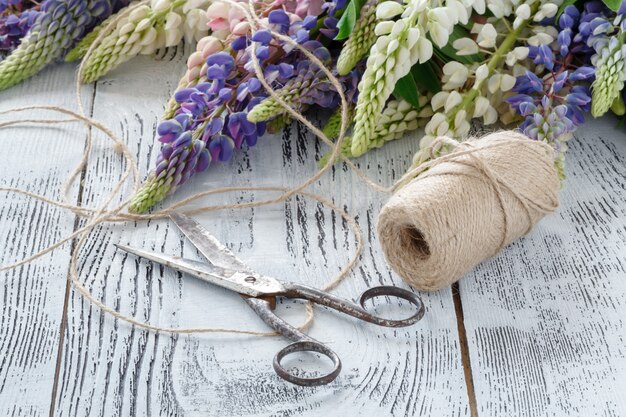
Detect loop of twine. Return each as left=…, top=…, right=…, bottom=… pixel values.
left=0, top=0, right=556, bottom=335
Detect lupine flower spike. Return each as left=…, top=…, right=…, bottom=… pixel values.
left=0, top=0, right=129, bottom=90
left=507, top=5, right=595, bottom=178
left=0, top=0, right=40, bottom=53
left=336, top=0, right=380, bottom=76
left=589, top=1, right=626, bottom=117
left=71, top=0, right=210, bottom=83
left=129, top=3, right=331, bottom=213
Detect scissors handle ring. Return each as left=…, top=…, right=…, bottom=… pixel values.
left=273, top=340, right=342, bottom=387
left=358, top=285, right=425, bottom=327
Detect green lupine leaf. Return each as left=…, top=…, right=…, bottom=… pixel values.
left=602, top=0, right=621, bottom=11
left=335, top=0, right=366, bottom=40
left=392, top=73, right=421, bottom=109
left=410, top=62, right=441, bottom=94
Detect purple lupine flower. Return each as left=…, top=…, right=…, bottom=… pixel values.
left=508, top=5, right=595, bottom=151
left=0, top=0, right=130, bottom=89
left=129, top=0, right=350, bottom=212
left=0, top=0, right=40, bottom=52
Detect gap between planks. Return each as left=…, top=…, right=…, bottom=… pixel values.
left=453, top=281, right=479, bottom=417
left=47, top=82, right=99, bottom=417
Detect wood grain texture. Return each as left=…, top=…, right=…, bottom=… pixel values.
left=0, top=64, right=95, bottom=416
left=47, top=50, right=469, bottom=416
left=459, top=117, right=626, bottom=417
left=3, top=51, right=625, bottom=417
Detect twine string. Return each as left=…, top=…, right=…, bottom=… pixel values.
left=0, top=0, right=555, bottom=336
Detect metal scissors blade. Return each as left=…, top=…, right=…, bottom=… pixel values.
left=114, top=244, right=285, bottom=297
left=169, top=212, right=249, bottom=272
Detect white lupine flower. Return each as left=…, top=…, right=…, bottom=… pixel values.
left=533, top=25, right=558, bottom=39
left=527, top=32, right=554, bottom=46
left=436, top=119, right=450, bottom=135
left=425, top=112, right=447, bottom=134
left=516, top=3, right=531, bottom=19
left=534, top=3, right=558, bottom=21
left=486, top=0, right=513, bottom=18
left=453, top=37, right=479, bottom=55
left=442, top=61, right=469, bottom=89
left=447, top=0, right=470, bottom=25
left=470, top=22, right=482, bottom=35
left=476, top=23, right=497, bottom=48
left=431, top=91, right=449, bottom=110
left=487, top=73, right=501, bottom=94
left=165, top=12, right=182, bottom=30
left=352, top=0, right=457, bottom=156
left=474, top=63, right=489, bottom=84
left=375, top=21, right=395, bottom=36
left=472, top=0, right=486, bottom=14
left=416, top=36, right=433, bottom=62
left=505, top=46, right=529, bottom=66
left=444, top=90, right=463, bottom=112
left=499, top=74, right=516, bottom=91
left=77, top=0, right=210, bottom=83
left=511, top=62, right=529, bottom=77
left=377, top=1, right=405, bottom=20
left=483, top=106, right=498, bottom=124
left=513, top=47, right=529, bottom=59
left=455, top=119, right=471, bottom=137
left=428, top=7, right=453, bottom=47
left=454, top=110, right=467, bottom=131
left=152, top=0, right=170, bottom=12
left=473, top=96, right=490, bottom=117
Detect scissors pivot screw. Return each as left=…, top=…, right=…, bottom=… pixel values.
left=244, top=276, right=257, bottom=283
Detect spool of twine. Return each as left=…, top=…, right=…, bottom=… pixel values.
left=377, top=131, right=561, bottom=291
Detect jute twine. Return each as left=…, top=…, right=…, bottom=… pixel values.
left=378, top=133, right=560, bottom=291
left=0, top=0, right=560, bottom=336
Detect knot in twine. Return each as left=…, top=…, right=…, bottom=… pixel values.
left=377, top=131, right=561, bottom=291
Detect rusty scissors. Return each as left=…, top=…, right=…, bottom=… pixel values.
left=115, top=212, right=424, bottom=386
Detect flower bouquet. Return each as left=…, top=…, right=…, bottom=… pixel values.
left=0, top=0, right=624, bottom=216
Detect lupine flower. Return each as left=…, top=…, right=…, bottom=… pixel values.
left=0, top=6, right=40, bottom=52
left=336, top=0, right=379, bottom=76
left=351, top=0, right=478, bottom=157
left=247, top=45, right=339, bottom=123
left=588, top=2, right=626, bottom=117
left=71, top=0, right=210, bottom=83
left=505, top=6, right=595, bottom=178
left=130, top=4, right=312, bottom=213
left=0, top=0, right=129, bottom=90
left=318, top=97, right=432, bottom=167
left=413, top=0, right=572, bottom=164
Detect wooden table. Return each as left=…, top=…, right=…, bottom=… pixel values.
left=1, top=48, right=625, bottom=417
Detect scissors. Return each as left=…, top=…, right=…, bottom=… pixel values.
left=115, top=212, right=424, bottom=386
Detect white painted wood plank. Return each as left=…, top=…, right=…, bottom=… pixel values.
left=0, top=64, right=95, bottom=417
left=52, top=53, right=470, bottom=415
left=460, top=117, right=626, bottom=417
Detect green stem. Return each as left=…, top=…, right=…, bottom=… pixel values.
left=450, top=3, right=540, bottom=126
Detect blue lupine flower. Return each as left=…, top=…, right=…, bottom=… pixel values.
left=0, top=0, right=130, bottom=89
left=0, top=7, right=40, bottom=52
left=508, top=3, right=595, bottom=154
left=129, top=4, right=348, bottom=212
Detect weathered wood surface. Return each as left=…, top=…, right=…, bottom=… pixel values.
left=459, top=118, right=626, bottom=417
left=4, top=50, right=466, bottom=417
left=0, top=65, right=95, bottom=417
left=0, top=52, right=625, bottom=417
